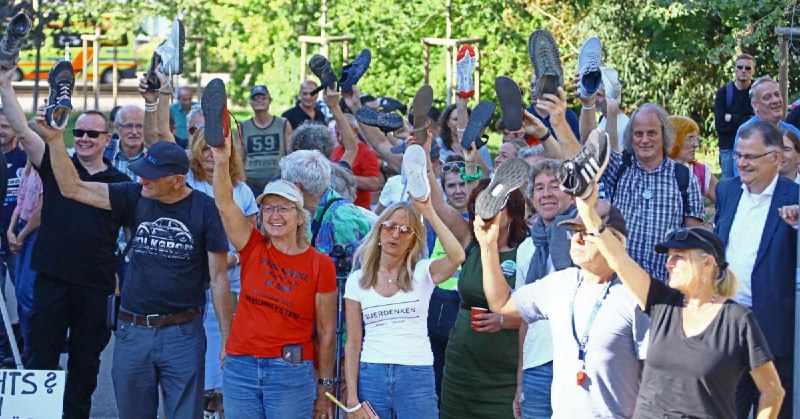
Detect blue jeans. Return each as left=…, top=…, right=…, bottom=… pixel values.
left=112, top=312, right=206, bottom=419
left=520, top=361, right=553, bottom=419
left=357, top=362, right=439, bottom=419
left=223, top=354, right=316, bottom=418
left=719, top=148, right=734, bottom=180
left=13, top=221, right=37, bottom=356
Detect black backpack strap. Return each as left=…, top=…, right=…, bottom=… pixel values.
left=725, top=82, right=734, bottom=111
left=611, top=152, right=635, bottom=203
left=673, top=162, right=691, bottom=217
left=311, top=197, right=344, bottom=246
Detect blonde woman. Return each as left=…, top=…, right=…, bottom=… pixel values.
left=344, top=199, right=464, bottom=418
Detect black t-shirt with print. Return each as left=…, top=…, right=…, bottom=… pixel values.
left=32, top=145, right=130, bottom=291
left=108, top=183, right=228, bottom=314
left=633, top=279, right=773, bottom=418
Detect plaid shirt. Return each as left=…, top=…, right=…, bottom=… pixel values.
left=104, top=138, right=145, bottom=183
left=600, top=151, right=704, bottom=281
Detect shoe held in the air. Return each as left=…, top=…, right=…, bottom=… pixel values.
left=45, top=60, right=75, bottom=130
left=558, top=129, right=610, bottom=199
left=456, top=44, right=476, bottom=99
left=475, top=158, right=530, bottom=220
left=528, top=29, right=563, bottom=99
left=202, top=78, right=230, bottom=147
left=578, top=37, right=602, bottom=100
left=0, top=12, right=32, bottom=69
left=402, top=144, right=431, bottom=201
left=154, top=19, right=185, bottom=76
left=339, top=49, right=371, bottom=93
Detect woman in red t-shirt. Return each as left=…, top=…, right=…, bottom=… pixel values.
left=211, top=136, right=337, bottom=419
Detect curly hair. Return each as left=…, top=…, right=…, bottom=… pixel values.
left=189, top=130, right=246, bottom=184
left=290, top=121, right=334, bottom=158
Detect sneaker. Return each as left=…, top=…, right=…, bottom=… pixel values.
left=355, top=106, right=403, bottom=133
left=527, top=29, right=563, bottom=99
left=202, top=78, right=230, bottom=147
left=577, top=37, right=602, bottom=99
left=144, top=52, right=162, bottom=91
left=378, top=96, right=407, bottom=114
left=154, top=19, right=184, bottom=75
left=339, top=49, right=371, bottom=93
left=558, top=129, right=610, bottom=199
left=309, top=54, right=338, bottom=94
left=461, top=101, right=495, bottom=150
left=0, top=12, right=32, bottom=69
left=411, top=85, right=434, bottom=145
left=402, top=144, right=430, bottom=201
left=475, top=158, right=530, bottom=220
left=599, top=65, right=621, bottom=101
left=45, top=60, right=75, bottom=129
left=495, top=76, right=522, bottom=131
left=456, top=44, right=476, bottom=99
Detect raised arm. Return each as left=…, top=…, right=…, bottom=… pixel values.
left=156, top=72, right=176, bottom=144
left=412, top=196, right=465, bottom=284
left=605, top=88, right=622, bottom=153
left=139, top=75, right=160, bottom=147
left=344, top=86, right=403, bottom=172
left=424, top=138, right=471, bottom=247
left=573, top=72, right=597, bottom=143
left=0, top=66, right=44, bottom=166
left=537, top=88, right=582, bottom=158
left=325, top=88, right=357, bottom=167
left=472, top=215, right=519, bottom=317
left=523, top=110, right=563, bottom=159
left=211, top=135, right=252, bottom=250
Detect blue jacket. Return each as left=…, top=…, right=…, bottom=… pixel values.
left=714, top=176, right=798, bottom=357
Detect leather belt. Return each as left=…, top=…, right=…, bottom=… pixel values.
left=118, top=307, right=201, bottom=328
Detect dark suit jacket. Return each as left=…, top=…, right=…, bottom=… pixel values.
left=715, top=176, right=798, bottom=357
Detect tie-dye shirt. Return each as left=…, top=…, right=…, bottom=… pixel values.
left=311, top=187, right=371, bottom=255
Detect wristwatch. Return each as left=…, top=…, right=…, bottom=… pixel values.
left=318, top=378, right=336, bottom=388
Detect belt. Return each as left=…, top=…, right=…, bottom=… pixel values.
left=118, top=307, right=201, bottom=328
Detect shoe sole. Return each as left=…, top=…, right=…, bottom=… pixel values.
left=495, top=76, right=522, bottom=131
left=461, top=101, right=495, bottom=150
left=412, top=85, right=433, bottom=145
left=309, top=55, right=338, bottom=92
left=475, top=158, right=530, bottom=220
left=202, top=79, right=227, bottom=147
left=402, top=144, right=430, bottom=201
left=456, top=44, right=476, bottom=99
left=528, top=30, right=563, bottom=99
left=355, top=106, right=403, bottom=133
left=339, top=49, right=371, bottom=93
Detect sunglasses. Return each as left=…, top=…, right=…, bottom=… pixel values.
left=381, top=220, right=414, bottom=236
left=188, top=124, right=205, bottom=137
left=735, top=65, right=753, bottom=71
left=72, top=129, right=107, bottom=138
left=442, top=161, right=466, bottom=173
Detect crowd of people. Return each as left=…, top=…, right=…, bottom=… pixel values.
left=0, top=12, right=796, bottom=419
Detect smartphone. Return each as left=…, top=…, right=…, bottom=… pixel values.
left=282, top=344, right=302, bottom=364
left=471, top=307, right=488, bottom=331
left=325, top=392, right=380, bottom=418
left=106, top=294, right=121, bottom=331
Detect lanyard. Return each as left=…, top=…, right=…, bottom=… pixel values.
left=570, top=271, right=616, bottom=362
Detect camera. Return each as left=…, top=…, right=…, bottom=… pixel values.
left=330, top=244, right=354, bottom=278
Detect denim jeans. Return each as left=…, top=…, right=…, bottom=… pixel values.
left=13, top=221, right=37, bottom=356
left=112, top=312, right=206, bottom=419
left=520, top=361, right=553, bottom=419
left=719, top=148, right=734, bottom=180
left=223, top=354, right=316, bottom=418
left=357, top=362, right=439, bottom=419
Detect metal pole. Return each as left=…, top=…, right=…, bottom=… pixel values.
left=795, top=187, right=799, bottom=418
left=780, top=36, right=789, bottom=118
left=0, top=280, right=22, bottom=369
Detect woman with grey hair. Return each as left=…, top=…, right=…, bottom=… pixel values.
left=211, top=136, right=338, bottom=419
left=290, top=121, right=334, bottom=158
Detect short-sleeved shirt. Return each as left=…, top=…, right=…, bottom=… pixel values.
left=226, top=228, right=336, bottom=360
left=330, top=143, right=381, bottom=209
left=33, top=146, right=130, bottom=291
left=103, top=139, right=146, bottom=182
left=281, top=104, right=326, bottom=130
left=634, top=279, right=773, bottom=418
left=512, top=267, right=650, bottom=419
left=600, top=151, right=704, bottom=281
left=169, top=101, right=197, bottom=141
left=345, top=259, right=435, bottom=366
left=311, top=187, right=371, bottom=255
left=1, top=147, right=27, bottom=253
left=241, top=116, right=289, bottom=192
left=14, top=166, right=42, bottom=221
left=108, top=183, right=228, bottom=314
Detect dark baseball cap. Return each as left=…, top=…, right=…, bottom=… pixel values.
left=250, top=85, right=270, bottom=98
left=655, top=227, right=727, bottom=265
left=128, top=141, right=190, bottom=179
left=558, top=200, right=628, bottom=237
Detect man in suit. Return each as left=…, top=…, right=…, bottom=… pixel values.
left=714, top=120, right=797, bottom=419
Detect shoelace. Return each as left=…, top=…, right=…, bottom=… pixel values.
left=55, top=82, right=71, bottom=105
left=581, top=55, right=600, bottom=75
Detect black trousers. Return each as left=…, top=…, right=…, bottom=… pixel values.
left=736, top=355, right=794, bottom=419
left=27, top=273, right=111, bottom=419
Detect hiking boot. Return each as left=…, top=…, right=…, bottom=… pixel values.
left=527, top=29, right=563, bottom=99
left=600, top=65, right=621, bottom=101
left=154, top=19, right=184, bottom=75
left=558, top=129, right=610, bottom=199
left=202, top=78, right=230, bottom=147
left=45, top=60, right=75, bottom=129
left=355, top=106, right=403, bottom=133
left=456, top=44, right=476, bottom=99
left=411, top=85, right=433, bottom=145
left=495, top=76, right=522, bottom=131
left=144, top=52, right=162, bottom=91
left=309, top=54, right=338, bottom=94
left=0, top=12, right=32, bottom=69
left=461, top=101, right=495, bottom=150
left=475, top=158, right=530, bottom=220
left=402, top=144, right=430, bottom=201
left=339, top=49, right=371, bottom=93
left=577, top=37, right=602, bottom=100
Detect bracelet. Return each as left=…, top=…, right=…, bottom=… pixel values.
left=582, top=103, right=596, bottom=110
left=499, top=315, right=504, bottom=329
left=586, top=223, right=607, bottom=236
left=538, top=131, right=551, bottom=142
left=460, top=165, right=483, bottom=182
left=144, top=101, right=158, bottom=112
left=159, top=91, right=172, bottom=96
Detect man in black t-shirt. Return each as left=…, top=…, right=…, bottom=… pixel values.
left=39, top=135, right=232, bottom=418
left=1, top=66, right=126, bottom=419
left=714, top=54, right=756, bottom=179
left=281, top=80, right=326, bottom=129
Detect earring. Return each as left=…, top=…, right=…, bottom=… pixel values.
left=378, top=241, right=382, bottom=247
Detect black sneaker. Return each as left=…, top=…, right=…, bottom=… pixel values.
left=528, top=29, right=563, bottom=99
left=355, top=106, right=403, bottom=133
left=309, top=54, right=338, bottom=94
left=475, top=158, right=530, bottom=220
left=461, top=101, right=495, bottom=150
left=558, top=130, right=610, bottom=199
left=145, top=52, right=162, bottom=91
left=495, top=76, right=522, bottom=131
left=0, top=12, right=32, bottom=69
left=45, top=60, right=75, bottom=130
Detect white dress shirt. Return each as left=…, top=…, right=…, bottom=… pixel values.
left=726, top=175, right=779, bottom=307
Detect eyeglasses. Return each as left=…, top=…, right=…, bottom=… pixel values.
left=72, top=129, right=107, bottom=138
left=119, top=123, right=143, bottom=131
left=262, top=205, right=295, bottom=216
left=685, top=134, right=700, bottom=145
left=442, top=161, right=466, bottom=173
left=566, top=227, right=587, bottom=244
left=735, top=65, right=753, bottom=71
left=188, top=124, right=205, bottom=137
left=732, top=149, right=777, bottom=161
left=663, top=228, right=719, bottom=258
left=381, top=220, right=414, bottom=236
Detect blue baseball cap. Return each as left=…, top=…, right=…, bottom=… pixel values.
left=250, top=85, right=271, bottom=98
left=128, top=141, right=190, bottom=179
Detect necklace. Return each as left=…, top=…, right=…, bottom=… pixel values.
left=683, top=294, right=717, bottom=309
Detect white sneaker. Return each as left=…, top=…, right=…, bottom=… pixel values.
left=599, top=66, right=621, bottom=101
left=402, top=144, right=431, bottom=201
left=155, top=19, right=184, bottom=75
left=577, top=37, right=602, bottom=99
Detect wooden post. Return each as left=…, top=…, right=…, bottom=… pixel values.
left=112, top=37, right=119, bottom=108
left=342, top=40, right=349, bottom=65
left=423, top=42, right=430, bottom=85
left=196, top=38, right=203, bottom=93
left=474, top=44, right=481, bottom=103
left=82, top=37, right=88, bottom=110
left=300, top=40, right=308, bottom=83
left=780, top=36, right=789, bottom=113
left=93, top=30, right=100, bottom=110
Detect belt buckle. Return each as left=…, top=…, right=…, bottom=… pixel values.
left=146, top=314, right=160, bottom=328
